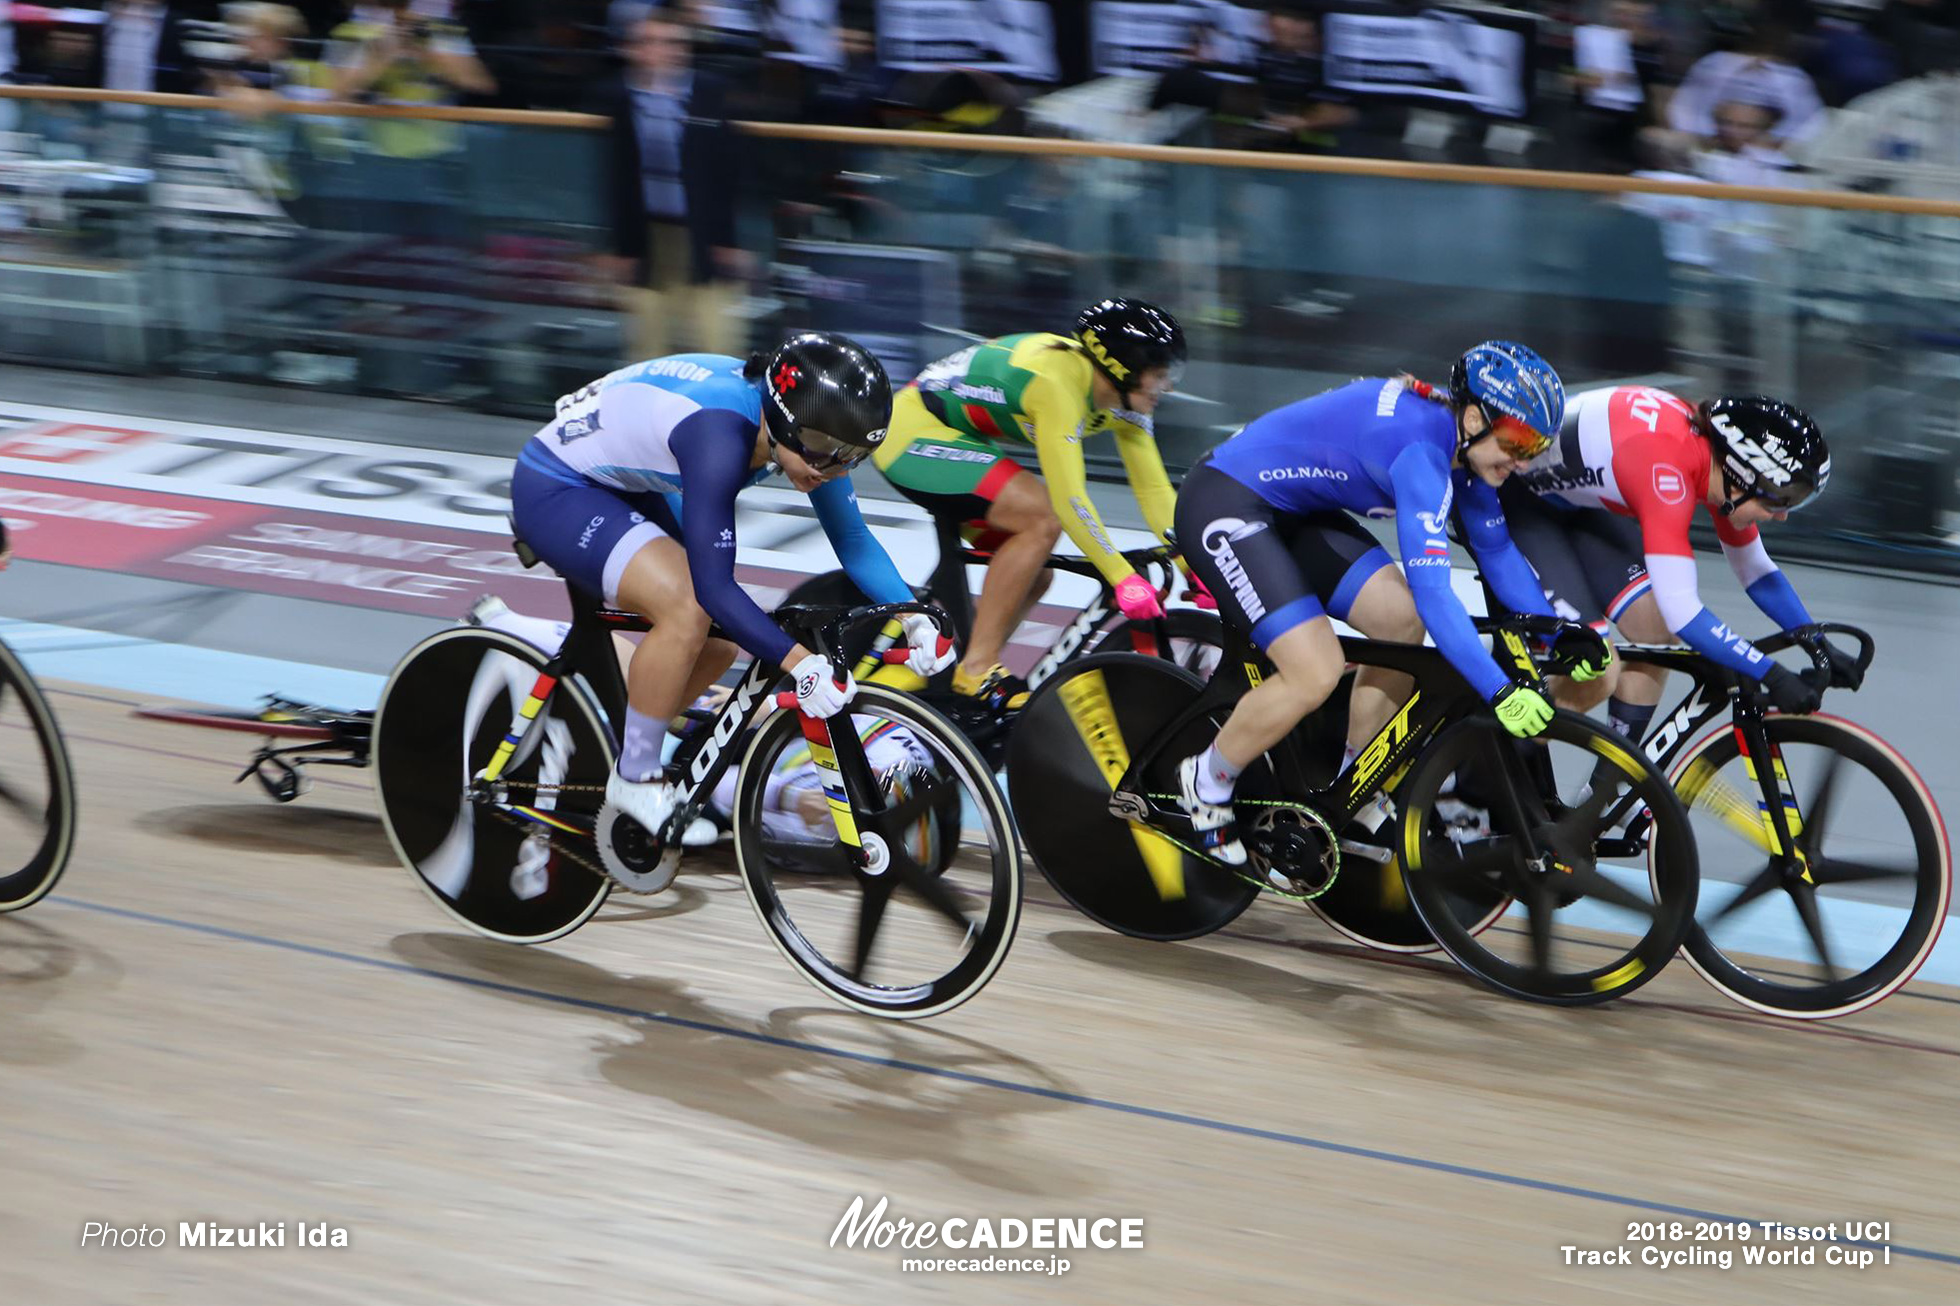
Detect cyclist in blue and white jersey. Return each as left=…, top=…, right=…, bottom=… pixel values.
left=1174, top=341, right=1611, bottom=865
left=509, top=331, right=955, bottom=838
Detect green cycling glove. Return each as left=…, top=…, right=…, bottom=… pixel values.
left=1491, top=681, right=1555, bottom=737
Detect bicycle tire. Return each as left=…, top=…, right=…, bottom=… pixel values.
left=373, top=628, right=613, bottom=944
left=1673, top=713, right=1950, bottom=1019
left=1399, top=713, right=1699, bottom=1005
left=734, top=684, right=1022, bottom=1018
left=1007, top=652, right=1261, bottom=940
left=0, top=637, right=78, bottom=912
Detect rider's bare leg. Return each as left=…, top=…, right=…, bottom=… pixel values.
left=962, top=473, right=1062, bottom=677
left=1339, top=566, right=1424, bottom=758
left=612, top=538, right=712, bottom=779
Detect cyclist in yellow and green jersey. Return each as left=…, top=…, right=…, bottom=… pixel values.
left=870, top=299, right=1191, bottom=707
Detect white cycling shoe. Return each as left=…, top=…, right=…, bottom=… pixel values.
left=1177, top=755, right=1246, bottom=866
left=603, top=772, right=683, bottom=838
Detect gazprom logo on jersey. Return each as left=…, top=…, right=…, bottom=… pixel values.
left=1257, top=466, right=1349, bottom=484
left=1201, top=517, right=1267, bottom=623
left=1415, top=481, right=1454, bottom=538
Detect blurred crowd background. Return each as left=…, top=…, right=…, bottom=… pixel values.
left=2, top=0, right=1959, bottom=571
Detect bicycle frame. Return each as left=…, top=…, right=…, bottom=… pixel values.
left=1109, top=617, right=1514, bottom=834
left=1613, top=623, right=1874, bottom=864
left=848, top=514, right=1186, bottom=689
left=473, top=577, right=941, bottom=868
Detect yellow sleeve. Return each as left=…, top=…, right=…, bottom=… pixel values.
left=1112, top=419, right=1177, bottom=548
left=1021, top=370, right=1135, bottom=587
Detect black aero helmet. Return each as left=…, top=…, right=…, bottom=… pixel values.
left=1075, top=298, right=1187, bottom=395
left=752, top=331, right=892, bottom=468
left=1696, top=396, right=1830, bottom=512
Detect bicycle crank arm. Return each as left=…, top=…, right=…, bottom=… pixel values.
left=1337, top=838, right=1394, bottom=866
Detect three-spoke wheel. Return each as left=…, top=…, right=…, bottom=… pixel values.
left=1673, top=715, right=1950, bottom=1018
left=1397, top=716, right=1699, bottom=1005
left=735, top=685, right=1021, bottom=1018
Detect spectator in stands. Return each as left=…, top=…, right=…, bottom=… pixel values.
left=1694, top=98, right=1800, bottom=188
left=329, top=0, right=494, bottom=110
left=1807, top=9, right=1902, bottom=107
left=595, top=12, right=747, bottom=359
left=1873, top=0, right=1960, bottom=79
left=1667, top=21, right=1824, bottom=147
left=90, top=0, right=201, bottom=94
left=213, top=3, right=329, bottom=109
left=1254, top=2, right=1355, bottom=152
left=808, top=24, right=893, bottom=127
left=1573, top=0, right=1665, bottom=167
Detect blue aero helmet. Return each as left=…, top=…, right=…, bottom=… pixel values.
left=1448, top=340, right=1565, bottom=459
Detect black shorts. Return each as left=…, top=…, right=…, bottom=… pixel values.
left=1174, top=460, right=1392, bottom=649
left=1496, top=482, right=1652, bottom=627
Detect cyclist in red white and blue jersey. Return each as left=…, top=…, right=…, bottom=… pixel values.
left=1175, top=341, right=1611, bottom=866
left=1500, top=386, right=1854, bottom=747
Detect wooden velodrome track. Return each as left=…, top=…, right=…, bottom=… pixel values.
left=6, top=682, right=1957, bottom=1304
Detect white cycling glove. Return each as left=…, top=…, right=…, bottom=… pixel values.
left=790, top=652, right=856, bottom=719
left=901, top=613, right=956, bottom=677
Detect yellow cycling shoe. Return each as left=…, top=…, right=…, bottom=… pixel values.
left=952, top=663, right=1030, bottom=711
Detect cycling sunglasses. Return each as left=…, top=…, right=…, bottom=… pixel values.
left=1490, top=415, right=1554, bottom=461
left=1745, top=480, right=1816, bottom=515
left=775, top=426, right=874, bottom=472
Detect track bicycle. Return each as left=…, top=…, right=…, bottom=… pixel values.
left=1006, top=614, right=1701, bottom=1005
left=785, top=516, right=1225, bottom=764
left=1609, top=623, right=1949, bottom=1019
left=370, top=545, right=1022, bottom=1019
left=0, top=632, right=78, bottom=913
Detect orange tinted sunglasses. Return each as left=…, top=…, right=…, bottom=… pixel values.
left=1491, top=415, right=1554, bottom=460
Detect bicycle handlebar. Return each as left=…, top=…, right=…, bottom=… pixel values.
left=1755, top=622, right=1875, bottom=679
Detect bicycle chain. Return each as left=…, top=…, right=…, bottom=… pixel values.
left=1139, top=792, right=1342, bottom=902
left=481, top=800, right=615, bottom=882
left=479, top=778, right=674, bottom=890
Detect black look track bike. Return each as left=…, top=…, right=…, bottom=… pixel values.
left=370, top=549, right=1022, bottom=1019
left=784, top=519, right=1225, bottom=764
left=1618, top=623, right=1949, bottom=1018
left=1007, top=615, right=1702, bottom=1005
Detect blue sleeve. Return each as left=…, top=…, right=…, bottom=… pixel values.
left=1746, top=570, right=1813, bottom=632
left=1389, top=445, right=1509, bottom=701
left=1675, top=606, right=1775, bottom=680
left=670, top=409, right=796, bottom=667
left=808, top=474, right=914, bottom=606
left=1456, top=473, right=1554, bottom=620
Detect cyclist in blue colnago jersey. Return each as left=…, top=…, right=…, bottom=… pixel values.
left=1174, top=341, right=1611, bottom=867
left=509, top=333, right=956, bottom=840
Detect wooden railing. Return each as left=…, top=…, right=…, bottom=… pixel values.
left=5, top=85, right=1959, bottom=218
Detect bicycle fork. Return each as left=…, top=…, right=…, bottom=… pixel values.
left=776, top=692, right=875, bottom=869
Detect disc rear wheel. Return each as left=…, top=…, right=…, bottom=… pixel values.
left=374, top=629, right=613, bottom=943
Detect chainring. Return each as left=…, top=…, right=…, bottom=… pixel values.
left=1246, top=803, right=1340, bottom=898
left=594, top=803, right=682, bottom=895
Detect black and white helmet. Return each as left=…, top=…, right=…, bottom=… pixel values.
left=1697, top=396, right=1830, bottom=513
